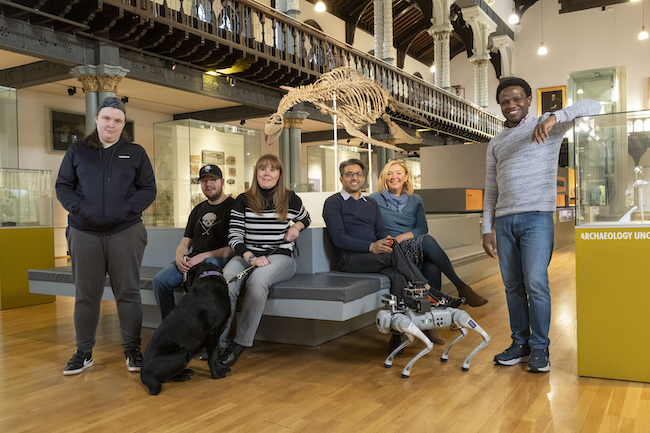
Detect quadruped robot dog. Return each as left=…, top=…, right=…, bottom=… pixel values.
left=376, top=285, right=491, bottom=378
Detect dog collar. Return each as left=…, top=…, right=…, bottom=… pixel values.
left=198, top=270, right=222, bottom=279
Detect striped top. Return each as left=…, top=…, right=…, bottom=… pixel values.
left=228, top=188, right=311, bottom=257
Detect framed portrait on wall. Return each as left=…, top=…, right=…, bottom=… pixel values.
left=537, top=86, right=566, bottom=115
left=50, top=109, right=135, bottom=153
left=50, top=110, right=86, bottom=153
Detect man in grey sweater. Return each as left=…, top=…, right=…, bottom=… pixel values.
left=482, top=77, right=600, bottom=373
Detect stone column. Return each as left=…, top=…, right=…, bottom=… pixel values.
left=70, top=65, right=129, bottom=134
left=429, top=25, right=453, bottom=90
left=429, top=0, right=454, bottom=90
left=471, top=57, right=490, bottom=108
left=492, top=35, right=515, bottom=78
left=283, top=111, right=310, bottom=190
left=462, top=6, right=497, bottom=108
left=374, top=0, right=395, bottom=65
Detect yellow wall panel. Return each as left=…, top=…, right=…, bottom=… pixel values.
left=0, top=228, right=55, bottom=309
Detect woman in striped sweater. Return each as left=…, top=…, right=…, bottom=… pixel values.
left=218, top=154, right=310, bottom=369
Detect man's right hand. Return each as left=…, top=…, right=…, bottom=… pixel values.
left=369, top=237, right=394, bottom=254
left=482, top=233, right=497, bottom=258
left=175, top=255, right=191, bottom=273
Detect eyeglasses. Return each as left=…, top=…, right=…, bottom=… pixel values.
left=343, top=171, right=364, bottom=178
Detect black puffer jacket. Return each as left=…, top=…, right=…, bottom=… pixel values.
left=55, top=137, right=156, bottom=235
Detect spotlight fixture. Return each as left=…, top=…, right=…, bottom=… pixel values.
left=121, top=96, right=129, bottom=104
left=508, top=9, right=519, bottom=24
left=315, top=1, right=326, bottom=12
left=67, top=87, right=77, bottom=96
left=240, top=119, right=246, bottom=126
left=165, top=60, right=177, bottom=70
left=227, top=77, right=236, bottom=87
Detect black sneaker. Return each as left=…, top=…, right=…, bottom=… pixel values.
left=494, top=342, right=531, bottom=366
left=63, top=350, right=93, bottom=375
left=527, top=348, right=550, bottom=373
left=126, top=348, right=143, bottom=372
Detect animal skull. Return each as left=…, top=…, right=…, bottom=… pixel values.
left=265, top=113, right=284, bottom=145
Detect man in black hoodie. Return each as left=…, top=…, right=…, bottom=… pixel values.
left=56, top=97, right=156, bottom=375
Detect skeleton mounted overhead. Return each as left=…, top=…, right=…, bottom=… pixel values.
left=264, top=67, right=429, bottom=151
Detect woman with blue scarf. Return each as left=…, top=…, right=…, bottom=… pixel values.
left=369, top=160, right=488, bottom=314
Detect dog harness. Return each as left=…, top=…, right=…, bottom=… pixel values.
left=198, top=270, right=222, bottom=279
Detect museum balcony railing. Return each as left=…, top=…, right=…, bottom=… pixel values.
left=17, top=0, right=504, bottom=141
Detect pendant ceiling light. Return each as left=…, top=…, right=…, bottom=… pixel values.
left=509, top=9, right=520, bottom=24
left=538, top=1, right=547, bottom=55
left=640, top=0, right=648, bottom=40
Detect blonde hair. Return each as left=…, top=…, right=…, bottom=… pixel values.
left=377, top=159, right=414, bottom=196
left=245, top=154, right=290, bottom=221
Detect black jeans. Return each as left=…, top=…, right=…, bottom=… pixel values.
left=338, top=247, right=448, bottom=299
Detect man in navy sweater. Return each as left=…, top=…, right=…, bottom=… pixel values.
left=322, top=159, right=463, bottom=306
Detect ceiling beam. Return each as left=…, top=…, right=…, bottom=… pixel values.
left=0, top=60, right=72, bottom=88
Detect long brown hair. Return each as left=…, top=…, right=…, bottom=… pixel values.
left=245, top=154, right=290, bottom=221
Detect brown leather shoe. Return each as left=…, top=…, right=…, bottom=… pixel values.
left=423, top=329, right=445, bottom=345
left=458, top=285, right=488, bottom=307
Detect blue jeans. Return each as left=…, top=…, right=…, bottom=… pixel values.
left=153, top=257, right=230, bottom=320
left=494, top=212, right=554, bottom=349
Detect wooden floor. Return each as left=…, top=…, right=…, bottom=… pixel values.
left=1, top=244, right=649, bottom=433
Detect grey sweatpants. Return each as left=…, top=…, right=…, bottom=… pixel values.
left=67, top=223, right=147, bottom=354
left=220, top=255, right=297, bottom=347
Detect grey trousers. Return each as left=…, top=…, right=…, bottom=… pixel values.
left=67, top=223, right=147, bottom=354
left=220, top=255, right=297, bottom=347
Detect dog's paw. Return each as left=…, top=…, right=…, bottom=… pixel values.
left=165, top=369, right=194, bottom=382
left=211, top=366, right=230, bottom=379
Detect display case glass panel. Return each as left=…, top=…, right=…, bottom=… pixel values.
left=575, top=110, right=650, bottom=226
left=150, top=119, right=261, bottom=227
left=0, top=168, right=52, bottom=227
left=0, top=87, right=19, bottom=169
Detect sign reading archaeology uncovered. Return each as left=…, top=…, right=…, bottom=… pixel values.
left=579, top=230, right=650, bottom=240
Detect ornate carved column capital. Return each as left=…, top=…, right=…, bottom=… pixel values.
left=284, top=117, right=305, bottom=129
left=76, top=75, right=99, bottom=92
left=283, top=110, right=310, bottom=129
left=97, top=75, right=124, bottom=93
left=70, top=64, right=129, bottom=93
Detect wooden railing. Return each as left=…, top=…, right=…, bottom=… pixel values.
left=111, top=0, right=504, bottom=140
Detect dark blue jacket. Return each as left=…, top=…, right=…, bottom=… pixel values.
left=55, top=137, right=156, bottom=235
left=322, top=192, right=389, bottom=258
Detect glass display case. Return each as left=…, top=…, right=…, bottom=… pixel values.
left=150, top=119, right=261, bottom=227
left=575, top=110, right=650, bottom=226
left=0, top=168, right=52, bottom=227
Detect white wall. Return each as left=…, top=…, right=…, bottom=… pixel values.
left=513, top=0, right=649, bottom=113
left=16, top=89, right=172, bottom=257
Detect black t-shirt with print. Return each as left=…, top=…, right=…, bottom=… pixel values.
left=184, top=197, right=234, bottom=257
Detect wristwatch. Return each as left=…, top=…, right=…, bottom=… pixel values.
left=245, top=253, right=255, bottom=263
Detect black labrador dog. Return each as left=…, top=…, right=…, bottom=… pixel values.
left=141, top=261, right=231, bottom=395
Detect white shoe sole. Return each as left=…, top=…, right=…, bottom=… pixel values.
left=126, top=359, right=141, bottom=372
left=63, top=359, right=93, bottom=375
left=494, top=355, right=529, bottom=366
